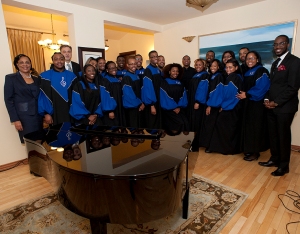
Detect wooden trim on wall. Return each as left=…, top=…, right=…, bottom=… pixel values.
left=119, top=50, right=136, bottom=57
left=291, top=145, right=300, bottom=152
left=0, top=158, right=28, bottom=172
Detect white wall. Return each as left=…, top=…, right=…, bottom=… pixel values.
left=154, top=0, right=300, bottom=146
left=105, top=39, right=121, bottom=62
left=0, top=1, right=26, bottom=165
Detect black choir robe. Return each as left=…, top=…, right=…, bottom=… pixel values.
left=38, top=69, right=77, bottom=125
left=240, top=65, right=270, bottom=154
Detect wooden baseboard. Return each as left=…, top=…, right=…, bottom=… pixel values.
left=291, top=145, right=300, bottom=151
left=0, top=158, right=28, bottom=172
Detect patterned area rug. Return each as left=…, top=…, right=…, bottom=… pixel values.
left=0, top=174, right=247, bottom=234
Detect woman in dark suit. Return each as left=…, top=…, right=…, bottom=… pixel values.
left=4, top=54, right=43, bottom=143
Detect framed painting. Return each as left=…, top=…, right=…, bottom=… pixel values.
left=78, top=47, right=105, bottom=69
left=199, top=21, right=297, bottom=71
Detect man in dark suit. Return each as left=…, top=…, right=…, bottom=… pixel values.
left=259, top=35, right=300, bottom=176
left=50, top=45, right=81, bottom=77
left=181, top=55, right=196, bottom=91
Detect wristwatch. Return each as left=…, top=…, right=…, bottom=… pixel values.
left=274, top=102, right=278, bottom=107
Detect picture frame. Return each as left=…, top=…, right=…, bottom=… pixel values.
left=199, top=21, right=297, bottom=71
left=78, top=47, right=105, bottom=69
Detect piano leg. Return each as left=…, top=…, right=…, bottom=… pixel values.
left=182, top=153, right=190, bottom=219
left=182, top=186, right=189, bottom=219
left=90, top=219, right=107, bottom=234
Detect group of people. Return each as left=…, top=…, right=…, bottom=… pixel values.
left=4, top=35, right=300, bottom=176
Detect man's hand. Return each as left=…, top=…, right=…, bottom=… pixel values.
left=264, top=101, right=277, bottom=109
left=194, top=103, right=199, bottom=110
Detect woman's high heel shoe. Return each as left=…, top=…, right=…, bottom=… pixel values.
left=243, top=153, right=260, bottom=161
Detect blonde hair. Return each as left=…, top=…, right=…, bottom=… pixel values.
left=194, top=58, right=206, bottom=68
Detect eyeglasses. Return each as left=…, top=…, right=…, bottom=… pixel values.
left=273, top=41, right=288, bottom=47
left=127, top=63, right=136, bottom=66
left=150, top=56, right=158, bottom=58
left=135, top=58, right=142, bottom=61
left=108, top=67, right=117, bottom=70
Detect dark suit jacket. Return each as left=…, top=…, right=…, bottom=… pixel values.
left=70, top=61, right=81, bottom=78
left=4, top=72, right=41, bottom=122
left=268, top=52, right=300, bottom=113
left=50, top=61, right=81, bottom=78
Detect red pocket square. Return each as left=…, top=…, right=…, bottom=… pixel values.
left=278, top=65, right=286, bottom=71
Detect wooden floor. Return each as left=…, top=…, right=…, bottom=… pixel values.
left=0, top=149, right=300, bottom=233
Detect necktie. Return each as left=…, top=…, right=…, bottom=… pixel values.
left=67, top=63, right=72, bottom=72
left=271, top=58, right=281, bottom=74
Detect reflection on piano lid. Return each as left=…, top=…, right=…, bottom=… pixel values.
left=24, top=122, right=194, bottom=176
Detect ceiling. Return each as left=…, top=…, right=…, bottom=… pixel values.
left=61, top=0, right=265, bottom=25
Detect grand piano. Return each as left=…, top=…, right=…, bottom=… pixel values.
left=24, top=123, right=193, bottom=234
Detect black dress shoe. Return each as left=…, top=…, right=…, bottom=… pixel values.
left=258, top=160, right=278, bottom=167
left=243, top=153, right=260, bottom=161
left=244, top=153, right=253, bottom=157
left=271, top=167, right=289, bottom=176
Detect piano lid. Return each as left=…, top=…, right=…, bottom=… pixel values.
left=26, top=123, right=193, bottom=177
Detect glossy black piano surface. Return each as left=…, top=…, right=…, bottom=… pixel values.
left=24, top=123, right=193, bottom=234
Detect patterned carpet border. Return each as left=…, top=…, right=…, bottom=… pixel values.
left=0, top=174, right=248, bottom=234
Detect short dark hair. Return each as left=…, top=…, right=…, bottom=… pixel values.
left=60, top=45, right=72, bottom=51
left=206, top=50, right=215, bottom=56
left=126, top=56, right=136, bottom=63
left=148, top=50, right=157, bottom=57
left=239, top=47, right=249, bottom=52
left=105, top=61, right=116, bottom=70
left=96, top=57, right=105, bottom=62
left=276, top=35, right=290, bottom=44
left=116, top=55, right=125, bottom=61
left=226, top=58, right=242, bottom=74
left=51, top=52, right=64, bottom=61
left=13, top=54, right=32, bottom=71
left=135, top=54, right=142, bottom=58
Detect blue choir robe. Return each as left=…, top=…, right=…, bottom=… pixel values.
left=199, top=72, right=224, bottom=148
left=206, top=72, right=224, bottom=108
left=116, top=68, right=126, bottom=80
left=207, top=72, right=243, bottom=154
left=38, top=69, right=77, bottom=125
left=241, top=65, right=270, bottom=153
left=69, top=81, right=103, bottom=126
left=160, top=78, right=189, bottom=134
left=221, top=73, right=243, bottom=110
left=99, top=74, right=125, bottom=126
left=122, top=71, right=143, bottom=128
left=187, top=71, right=210, bottom=132
left=141, top=64, right=162, bottom=129
left=45, top=122, right=82, bottom=147
left=135, top=67, right=145, bottom=82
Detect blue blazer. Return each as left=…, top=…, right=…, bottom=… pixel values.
left=4, top=72, right=40, bottom=122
